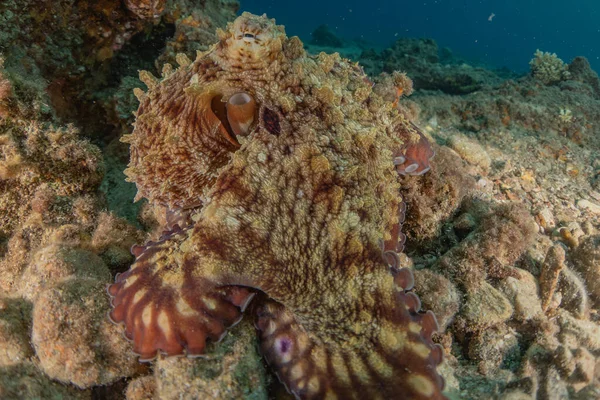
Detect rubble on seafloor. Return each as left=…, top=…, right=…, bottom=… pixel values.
left=0, top=4, right=599, bottom=400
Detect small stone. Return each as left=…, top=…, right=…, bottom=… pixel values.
left=535, top=206, right=555, bottom=232
left=558, top=267, right=589, bottom=319
left=468, top=325, right=519, bottom=375
left=577, top=199, right=600, bottom=214
left=461, top=281, right=514, bottom=330
left=448, top=134, right=492, bottom=171
left=539, top=245, right=566, bottom=312
left=498, top=269, right=544, bottom=322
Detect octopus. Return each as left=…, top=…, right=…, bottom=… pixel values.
left=108, top=12, right=443, bottom=400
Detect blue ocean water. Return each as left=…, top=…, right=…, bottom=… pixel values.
left=242, top=0, right=600, bottom=73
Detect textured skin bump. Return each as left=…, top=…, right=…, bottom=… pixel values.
left=110, top=12, right=445, bottom=399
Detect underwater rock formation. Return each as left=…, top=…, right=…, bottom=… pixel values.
left=416, top=56, right=600, bottom=146
left=402, top=46, right=600, bottom=399
left=0, top=0, right=239, bottom=138
left=310, top=24, right=344, bottom=48
left=359, top=38, right=504, bottom=95
left=0, top=51, right=147, bottom=395
left=152, top=319, right=269, bottom=400
left=109, top=12, right=444, bottom=400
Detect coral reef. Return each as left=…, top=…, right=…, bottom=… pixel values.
left=0, top=0, right=239, bottom=143
left=155, top=0, right=239, bottom=67
left=529, top=50, right=571, bottom=85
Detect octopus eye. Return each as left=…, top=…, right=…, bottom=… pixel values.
left=243, top=33, right=255, bottom=39
left=260, top=107, right=281, bottom=136
left=226, top=92, right=256, bottom=136
left=210, top=92, right=257, bottom=145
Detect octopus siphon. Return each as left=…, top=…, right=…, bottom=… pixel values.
left=108, top=12, right=443, bottom=400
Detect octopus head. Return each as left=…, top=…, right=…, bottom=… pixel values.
left=125, top=13, right=290, bottom=210
left=216, top=12, right=285, bottom=69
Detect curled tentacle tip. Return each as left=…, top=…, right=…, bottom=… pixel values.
left=395, top=125, right=435, bottom=176
left=106, top=310, right=119, bottom=325
left=226, top=92, right=256, bottom=136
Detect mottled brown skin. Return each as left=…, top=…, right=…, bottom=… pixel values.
left=109, top=12, right=444, bottom=399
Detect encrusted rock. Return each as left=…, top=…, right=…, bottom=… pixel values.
left=154, top=319, right=268, bottom=400
left=414, top=269, right=460, bottom=331
left=125, top=375, right=156, bottom=400
left=31, top=278, right=141, bottom=388
left=0, top=297, right=32, bottom=367
left=571, top=235, right=600, bottom=307
left=447, top=134, right=492, bottom=171
left=558, top=267, right=589, bottom=319
left=460, top=281, right=514, bottom=331
left=498, top=269, right=544, bottom=322
left=557, top=310, right=600, bottom=351
left=468, top=325, right=519, bottom=375
left=19, top=245, right=110, bottom=301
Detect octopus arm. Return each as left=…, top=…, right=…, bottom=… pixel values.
left=256, top=268, right=446, bottom=400
left=107, top=228, right=255, bottom=361
left=394, top=123, right=435, bottom=176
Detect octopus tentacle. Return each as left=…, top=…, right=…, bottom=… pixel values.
left=107, top=229, right=255, bottom=361
left=394, top=123, right=435, bottom=176
left=256, top=266, right=445, bottom=400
